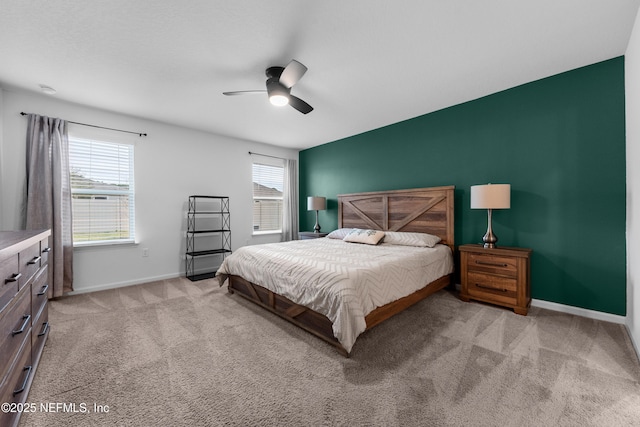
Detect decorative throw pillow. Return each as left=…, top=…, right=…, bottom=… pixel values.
left=326, top=228, right=354, bottom=239
left=343, top=228, right=385, bottom=245
left=382, top=231, right=441, bottom=248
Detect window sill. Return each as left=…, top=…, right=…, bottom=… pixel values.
left=252, top=230, right=282, bottom=236
left=74, top=239, right=137, bottom=249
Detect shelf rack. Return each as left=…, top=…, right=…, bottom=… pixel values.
left=185, top=195, right=231, bottom=281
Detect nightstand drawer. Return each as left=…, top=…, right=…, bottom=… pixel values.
left=467, top=272, right=517, bottom=305
left=467, top=253, right=517, bottom=275
left=468, top=271, right=517, bottom=292
left=468, top=285, right=517, bottom=307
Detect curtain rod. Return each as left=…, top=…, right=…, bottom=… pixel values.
left=248, top=151, right=287, bottom=160
left=20, top=112, right=147, bottom=137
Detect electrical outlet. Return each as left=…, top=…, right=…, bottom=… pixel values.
left=142, top=248, right=149, bottom=257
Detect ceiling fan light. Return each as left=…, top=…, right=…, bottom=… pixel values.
left=267, top=80, right=290, bottom=107
left=269, top=94, right=289, bottom=106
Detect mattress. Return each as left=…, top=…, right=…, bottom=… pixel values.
left=216, top=237, right=454, bottom=353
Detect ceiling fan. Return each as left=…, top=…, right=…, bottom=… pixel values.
left=223, top=59, right=313, bottom=114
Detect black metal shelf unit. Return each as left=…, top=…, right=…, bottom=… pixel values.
left=185, top=195, right=231, bottom=281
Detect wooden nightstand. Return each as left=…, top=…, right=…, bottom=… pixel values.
left=459, top=244, right=532, bottom=315
left=299, top=231, right=329, bottom=240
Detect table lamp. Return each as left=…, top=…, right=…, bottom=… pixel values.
left=470, top=184, right=511, bottom=248
left=307, top=196, right=326, bottom=233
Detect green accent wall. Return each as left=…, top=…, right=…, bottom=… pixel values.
left=299, top=57, right=626, bottom=316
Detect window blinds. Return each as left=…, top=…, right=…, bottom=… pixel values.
left=69, top=137, right=135, bottom=244
left=252, top=163, right=284, bottom=232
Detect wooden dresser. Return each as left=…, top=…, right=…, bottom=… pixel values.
left=459, top=244, right=532, bottom=315
left=0, top=230, right=51, bottom=427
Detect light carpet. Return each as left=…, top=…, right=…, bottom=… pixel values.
left=19, top=277, right=640, bottom=426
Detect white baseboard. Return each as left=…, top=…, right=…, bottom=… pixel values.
left=530, top=299, right=626, bottom=324
left=626, top=325, right=640, bottom=362
left=452, top=283, right=626, bottom=324
left=67, top=272, right=182, bottom=295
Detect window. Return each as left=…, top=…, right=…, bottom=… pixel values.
left=68, top=137, right=135, bottom=245
left=252, top=162, right=284, bottom=233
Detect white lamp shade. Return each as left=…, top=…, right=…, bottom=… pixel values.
left=470, top=184, right=511, bottom=209
left=307, top=196, right=326, bottom=211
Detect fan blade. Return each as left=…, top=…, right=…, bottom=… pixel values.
left=279, top=60, right=307, bottom=88
left=289, top=95, right=313, bottom=114
left=223, top=90, right=266, bottom=96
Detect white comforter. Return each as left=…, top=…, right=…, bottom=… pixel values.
left=216, top=238, right=453, bottom=353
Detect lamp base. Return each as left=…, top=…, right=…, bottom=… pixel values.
left=482, top=228, right=497, bottom=249
left=314, top=210, right=321, bottom=233
left=482, top=209, right=498, bottom=249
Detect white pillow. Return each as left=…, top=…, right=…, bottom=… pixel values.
left=343, top=229, right=385, bottom=245
left=382, top=231, right=441, bottom=248
left=326, top=228, right=353, bottom=239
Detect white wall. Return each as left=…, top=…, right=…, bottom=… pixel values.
left=0, top=87, right=297, bottom=293
left=626, top=9, right=640, bottom=356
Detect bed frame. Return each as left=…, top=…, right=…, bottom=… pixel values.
left=227, top=186, right=455, bottom=356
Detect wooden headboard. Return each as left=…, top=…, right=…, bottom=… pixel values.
left=338, top=186, right=455, bottom=250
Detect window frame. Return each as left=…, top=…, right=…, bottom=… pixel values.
left=251, top=160, right=284, bottom=235
left=68, top=134, right=136, bottom=247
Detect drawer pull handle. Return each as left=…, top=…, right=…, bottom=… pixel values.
left=37, top=284, right=49, bottom=296
left=28, top=256, right=42, bottom=265
left=5, top=272, right=22, bottom=283
left=475, top=260, right=508, bottom=268
left=42, top=247, right=52, bottom=253
left=13, top=365, right=33, bottom=396
left=38, top=321, right=50, bottom=337
left=475, top=283, right=508, bottom=292
left=12, top=314, right=31, bottom=335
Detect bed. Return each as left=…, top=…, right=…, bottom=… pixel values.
left=216, top=186, right=455, bottom=356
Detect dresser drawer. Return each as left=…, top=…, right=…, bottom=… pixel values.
left=40, top=237, right=51, bottom=266
left=19, top=243, right=41, bottom=290
left=0, top=333, right=32, bottom=427
left=30, top=266, right=49, bottom=320
left=0, top=255, right=20, bottom=313
left=0, top=287, right=32, bottom=384
left=0, top=330, right=33, bottom=405
left=32, top=301, right=49, bottom=369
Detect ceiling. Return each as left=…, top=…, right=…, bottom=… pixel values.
left=1, top=1, right=639, bottom=150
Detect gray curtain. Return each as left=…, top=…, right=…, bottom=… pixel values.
left=282, top=158, right=299, bottom=241
left=25, top=114, right=74, bottom=297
